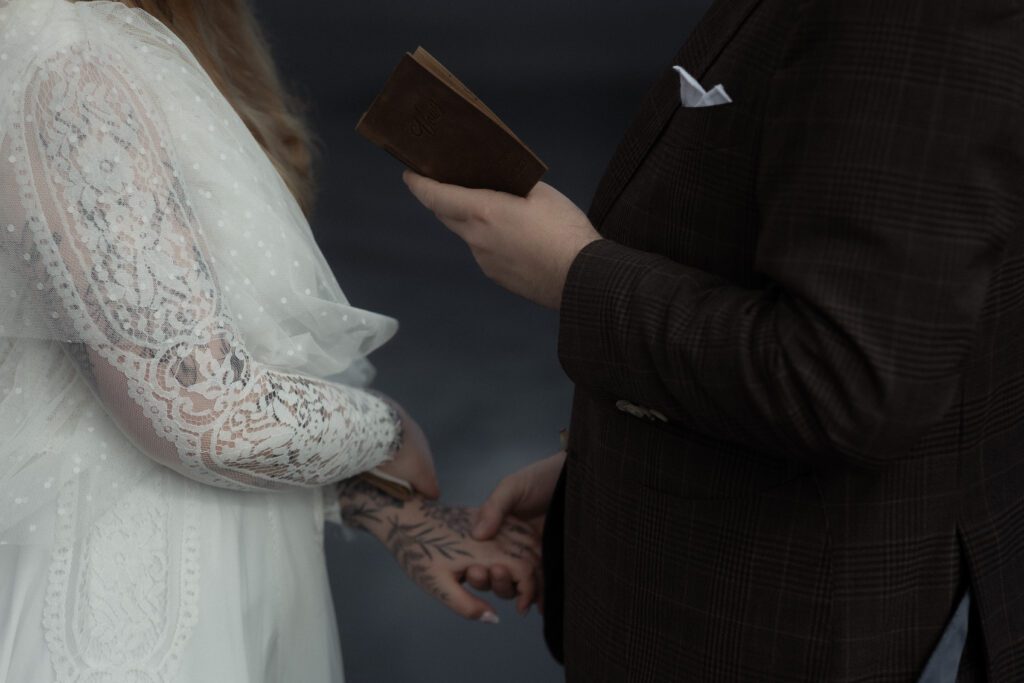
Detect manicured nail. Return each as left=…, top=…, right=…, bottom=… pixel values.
left=479, top=611, right=500, bottom=624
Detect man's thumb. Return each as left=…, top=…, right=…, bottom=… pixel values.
left=473, top=480, right=517, bottom=540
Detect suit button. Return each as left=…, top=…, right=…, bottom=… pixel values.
left=616, top=400, right=662, bottom=421
left=615, top=400, right=647, bottom=419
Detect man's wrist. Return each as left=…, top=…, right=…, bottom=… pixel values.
left=556, top=237, right=605, bottom=311
left=553, top=236, right=603, bottom=311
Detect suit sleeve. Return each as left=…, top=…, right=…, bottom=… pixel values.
left=557, top=0, right=1024, bottom=468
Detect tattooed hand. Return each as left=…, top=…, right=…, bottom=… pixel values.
left=338, top=478, right=541, bottom=623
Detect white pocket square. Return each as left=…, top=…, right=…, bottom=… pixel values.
left=673, top=66, right=732, bottom=108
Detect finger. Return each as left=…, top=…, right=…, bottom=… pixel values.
left=402, top=170, right=486, bottom=223
left=533, top=559, right=546, bottom=612
left=420, top=456, right=440, bottom=501
left=417, top=469, right=441, bottom=501
left=473, top=477, right=524, bottom=540
left=513, top=564, right=539, bottom=616
left=409, top=476, right=440, bottom=501
left=499, top=541, right=543, bottom=613
left=432, top=572, right=500, bottom=624
left=465, top=565, right=491, bottom=592
left=528, top=516, right=546, bottom=539
left=507, top=547, right=543, bottom=614
left=489, top=564, right=517, bottom=600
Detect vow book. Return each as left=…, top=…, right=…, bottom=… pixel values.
left=356, top=47, right=547, bottom=197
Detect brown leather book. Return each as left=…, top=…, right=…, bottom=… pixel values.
left=356, top=47, right=547, bottom=197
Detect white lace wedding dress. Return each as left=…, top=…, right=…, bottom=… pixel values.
left=0, top=1, right=403, bottom=680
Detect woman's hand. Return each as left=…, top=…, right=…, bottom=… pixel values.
left=374, top=399, right=440, bottom=500
left=339, top=479, right=541, bottom=622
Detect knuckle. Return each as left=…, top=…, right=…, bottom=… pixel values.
left=470, top=200, right=492, bottom=224
left=464, top=229, right=487, bottom=253
left=499, top=476, right=521, bottom=499
left=477, top=261, right=497, bottom=281
left=420, top=188, right=436, bottom=211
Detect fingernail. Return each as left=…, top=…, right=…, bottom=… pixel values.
left=479, top=611, right=500, bottom=625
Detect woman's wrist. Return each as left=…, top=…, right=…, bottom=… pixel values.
left=338, top=477, right=406, bottom=540
left=364, top=390, right=406, bottom=460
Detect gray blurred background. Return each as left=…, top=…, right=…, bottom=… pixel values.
left=248, top=1, right=709, bottom=681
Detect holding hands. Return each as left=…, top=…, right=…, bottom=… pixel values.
left=398, top=157, right=592, bottom=619
left=466, top=451, right=565, bottom=612
left=372, top=172, right=584, bottom=621
left=338, top=478, right=542, bottom=622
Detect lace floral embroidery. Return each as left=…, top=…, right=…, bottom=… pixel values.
left=13, top=42, right=400, bottom=492
left=1, top=10, right=402, bottom=683
left=43, top=473, right=201, bottom=683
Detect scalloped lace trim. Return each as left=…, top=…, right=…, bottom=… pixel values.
left=43, top=474, right=200, bottom=682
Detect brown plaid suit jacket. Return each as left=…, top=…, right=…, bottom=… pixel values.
left=544, top=0, right=1024, bottom=680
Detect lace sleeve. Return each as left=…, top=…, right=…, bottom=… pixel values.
left=6, top=43, right=402, bottom=491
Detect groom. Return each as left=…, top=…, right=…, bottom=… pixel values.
left=405, top=0, right=1024, bottom=680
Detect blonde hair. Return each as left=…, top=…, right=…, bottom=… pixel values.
left=80, top=0, right=318, bottom=216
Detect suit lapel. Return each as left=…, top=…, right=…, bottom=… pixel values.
left=588, top=0, right=766, bottom=227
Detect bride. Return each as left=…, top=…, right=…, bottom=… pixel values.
left=0, top=0, right=540, bottom=680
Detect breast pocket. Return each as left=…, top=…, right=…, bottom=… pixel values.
left=662, top=98, right=759, bottom=151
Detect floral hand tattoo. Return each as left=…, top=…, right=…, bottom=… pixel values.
left=338, top=478, right=541, bottom=621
